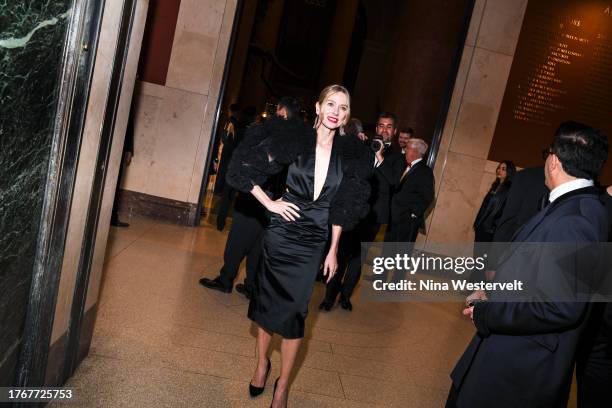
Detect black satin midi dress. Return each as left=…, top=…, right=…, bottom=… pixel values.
left=249, top=141, right=343, bottom=339
left=225, top=116, right=371, bottom=340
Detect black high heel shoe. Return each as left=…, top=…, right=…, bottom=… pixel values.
left=270, top=378, right=287, bottom=408
left=249, top=358, right=271, bottom=397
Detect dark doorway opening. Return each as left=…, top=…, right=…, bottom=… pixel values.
left=196, top=0, right=475, bottom=227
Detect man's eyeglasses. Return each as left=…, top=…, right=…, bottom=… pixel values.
left=541, top=148, right=554, bottom=160
left=376, top=124, right=395, bottom=130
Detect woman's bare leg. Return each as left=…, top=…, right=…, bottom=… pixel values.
left=251, top=326, right=273, bottom=387
left=272, top=337, right=301, bottom=407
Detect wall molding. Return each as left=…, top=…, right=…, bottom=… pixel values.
left=118, top=189, right=198, bottom=225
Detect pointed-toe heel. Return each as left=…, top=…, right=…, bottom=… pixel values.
left=249, top=358, right=271, bottom=397
left=270, top=378, right=287, bottom=408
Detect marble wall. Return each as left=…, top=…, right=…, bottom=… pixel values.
left=419, top=0, right=529, bottom=254
left=0, top=1, right=73, bottom=385
left=50, top=0, right=150, bottom=347
left=123, top=0, right=238, bottom=217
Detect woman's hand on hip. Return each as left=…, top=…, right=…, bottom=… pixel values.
left=323, top=251, right=338, bottom=283
left=266, top=198, right=301, bottom=222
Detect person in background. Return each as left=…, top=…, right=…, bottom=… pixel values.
left=111, top=102, right=135, bottom=227
left=319, top=117, right=374, bottom=310
left=380, top=138, right=435, bottom=283
left=470, top=161, right=516, bottom=282
left=216, top=106, right=257, bottom=231
left=448, top=121, right=609, bottom=408
left=473, top=161, right=516, bottom=243
left=345, top=118, right=366, bottom=141
left=213, top=103, right=240, bottom=196
left=492, top=166, right=548, bottom=243
left=199, top=98, right=300, bottom=297
left=398, top=127, right=414, bottom=153
left=319, top=112, right=404, bottom=311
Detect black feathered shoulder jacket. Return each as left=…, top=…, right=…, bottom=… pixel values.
left=226, top=116, right=372, bottom=230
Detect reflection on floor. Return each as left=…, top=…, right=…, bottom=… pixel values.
left=54, top=213, right=480, bottom=407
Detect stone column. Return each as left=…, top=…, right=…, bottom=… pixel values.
left=421, top=0, right=529, bottom=253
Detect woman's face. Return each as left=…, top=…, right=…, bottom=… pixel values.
left=316, top=92, right=349, bottom=130
left=496, top=163, right=507, bottom=181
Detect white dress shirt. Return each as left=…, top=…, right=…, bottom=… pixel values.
left=400, top=158, right=423, bottom=181
left=548, top=178, right=593, bottom=203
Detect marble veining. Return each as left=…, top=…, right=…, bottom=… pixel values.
left=0, top=10, right=70, bottom=49
left=0, top=0, right=72, bottom=385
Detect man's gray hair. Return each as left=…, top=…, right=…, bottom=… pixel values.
left=408, top=138, right=428, bottom=156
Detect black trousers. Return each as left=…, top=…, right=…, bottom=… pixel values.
left=216, top=185, right=236, bottom=228
left=111, top=152, right=129, bottom=223
left=577, top=352, right=612, bottom=408
left=381, top=218, right=420, bottom=282
left=218, top=210, right=264, bottom=289
left=576, top=303, right=612, bottom=408
left=324, top=213, right=381, bottom=302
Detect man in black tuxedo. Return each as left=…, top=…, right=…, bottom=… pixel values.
left=448, top=121, right=609, bottom=408
left=383, top=138, right=434, bottom=244
left=200, top=98, right=300, bottom=296
left=320, top=112, right=405, bottom=311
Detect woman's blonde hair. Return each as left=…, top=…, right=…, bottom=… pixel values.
left=315, top=84, right=351, bottom=133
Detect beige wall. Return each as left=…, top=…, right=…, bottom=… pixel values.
left=418, top=0, right=529, bottom=254
left=123, top=0, right=238, bottom=205
left=51, top=0, right=149, bottom=344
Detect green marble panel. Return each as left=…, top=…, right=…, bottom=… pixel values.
left=0, top=0, right=73, bottom=385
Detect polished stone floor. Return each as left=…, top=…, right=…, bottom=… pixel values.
left=55, top=209, right=483, bottom=407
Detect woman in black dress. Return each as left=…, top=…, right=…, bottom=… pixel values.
left=227, top=85, right=370, bottom=407
left=473, top=161, right=516, bottom=242
left=471, top=160, right=515, bottom=282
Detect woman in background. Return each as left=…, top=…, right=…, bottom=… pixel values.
left=474, top=161, right=516, bottom=241
left=471, top=160, right=516, bottom=282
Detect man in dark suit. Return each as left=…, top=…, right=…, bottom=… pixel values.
left=320, top=112, right=405, bottom=311
left=200, top=98, right=299, bottom=296
left=384, top=138, right=434, bottom=244
left=370, top=112, right=407, bottom=229
left=379, top=138, right=434, bottom=283
left=216, top=106, right=258, bottom=231
left=448, top=121, right=609, bottom=408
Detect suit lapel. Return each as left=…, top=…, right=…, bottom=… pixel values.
left=400, top=161, right=421, bottom=185
left=493, top=208, right=549, bottom=267
left=512, top=206, right=550, bottom=242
